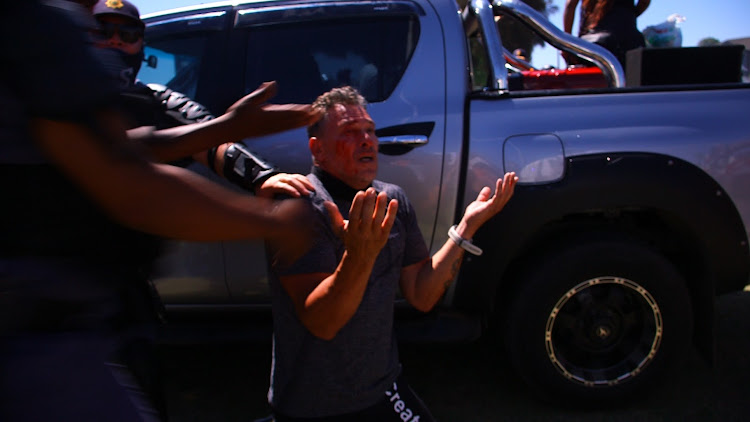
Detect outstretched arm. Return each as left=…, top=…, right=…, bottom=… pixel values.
left=34, top=110, right=311, bottom=243
left=399, top=172, right=518, bottom=312
left=128, top=81, right=321, bottom=163
left=276, top=189, right=398, bottom=340
left=135, top=82, right=317, bottom=196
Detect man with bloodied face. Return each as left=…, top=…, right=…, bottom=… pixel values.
left=264, top=86, right=519, bottom=421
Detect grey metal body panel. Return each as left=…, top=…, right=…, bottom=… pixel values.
left=467, top=88, right=750, bottom=242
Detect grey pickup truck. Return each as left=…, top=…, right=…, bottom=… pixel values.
left=139, top=0, right=750, bottom=406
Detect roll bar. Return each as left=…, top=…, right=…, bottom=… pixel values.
left=467, top=0, right=626, bottom=90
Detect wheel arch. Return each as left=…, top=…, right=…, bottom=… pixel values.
left=453, top=152, right=749, bottom=359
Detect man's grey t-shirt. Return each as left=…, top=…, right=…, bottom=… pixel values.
left=268, top=170, right=430, bottom=418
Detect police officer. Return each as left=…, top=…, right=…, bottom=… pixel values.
left=0, top=1, right=319, bottom=421
left=92, top=0, right=306, bottom=193
left=91, top=1, right=317, bottom=419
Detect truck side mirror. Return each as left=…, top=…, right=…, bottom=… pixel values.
left=144, top=55, right=158, bottom=69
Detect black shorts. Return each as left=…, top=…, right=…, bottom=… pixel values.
left=272, top=372, right=437, bottom=422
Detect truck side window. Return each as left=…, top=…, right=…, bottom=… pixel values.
left=139, top=37, right=208, bottom=100
left=243, top=16, right=419, bottom=104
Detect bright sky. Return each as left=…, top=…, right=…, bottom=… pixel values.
left=133, top=0, right=749, bottom=68
left=533, top=0, right=750, bottom=68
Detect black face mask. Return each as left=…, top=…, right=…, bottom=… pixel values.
left=98, top=47, right=145, bottom=89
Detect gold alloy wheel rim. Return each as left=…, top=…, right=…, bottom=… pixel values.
left=544, top=277, right=663, bottom=387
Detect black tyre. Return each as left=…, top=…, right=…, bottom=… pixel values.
left=505, top=238, right=692, bottom=405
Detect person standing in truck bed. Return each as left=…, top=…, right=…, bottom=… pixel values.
left=564, top=0, right=650, bottom=68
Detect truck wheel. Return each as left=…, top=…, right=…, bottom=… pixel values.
left=505, top=239, right=692, bottom=405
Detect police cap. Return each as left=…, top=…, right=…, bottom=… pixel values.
left=93, top=0, right=143, bottom=27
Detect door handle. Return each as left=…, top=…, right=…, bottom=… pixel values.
left=375, top=122, right=434, bottom=156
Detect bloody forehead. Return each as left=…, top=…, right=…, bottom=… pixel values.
left=329, top=104, right=373, bottom=128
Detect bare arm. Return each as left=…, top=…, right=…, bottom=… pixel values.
left=143, top=82, right=316, bottom=197
left=399, top=172, right=518, bottom=312
left=277, top=189, right=398, bottom=340
left=33, top=111, right=310, bottom=242
left=563, top=0, right=580, bottom=34
left=128, top=81, right=321, bottom=163
left=192, top=143, right=228, bottom=173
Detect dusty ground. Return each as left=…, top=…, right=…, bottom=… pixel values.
left=160, top=290, right=750, bottom=421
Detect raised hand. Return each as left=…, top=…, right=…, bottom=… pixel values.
left=324, top=188, right=398, bottom=261
left=460, top=172, right=518, bottom=237
left=225, top=81, right=323, bottom=138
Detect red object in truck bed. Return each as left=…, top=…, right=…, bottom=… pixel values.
left=521, top=66, right=607, bottom=90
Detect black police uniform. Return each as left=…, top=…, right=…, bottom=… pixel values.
left=96, top=16, right=281, bottom=421
left=0, top=2, right=160, bottom=421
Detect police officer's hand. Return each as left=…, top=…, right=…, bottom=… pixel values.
left=255, top=173, right=315, bottom=198
left=224, top=81, right=322, bottom=138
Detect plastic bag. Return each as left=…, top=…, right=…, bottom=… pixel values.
left=642, top=14, right=686, bottom=48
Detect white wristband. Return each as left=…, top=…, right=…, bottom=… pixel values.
left=448, top=225, right=483, bottom=256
